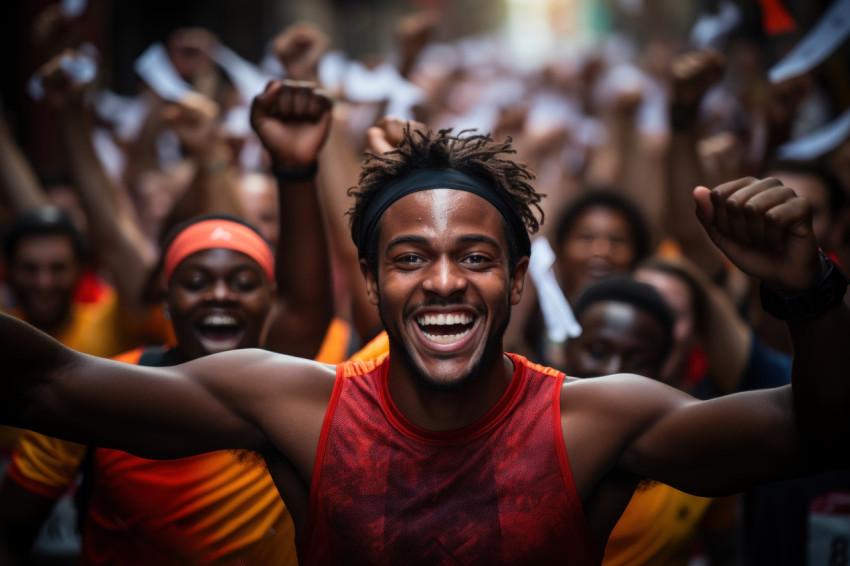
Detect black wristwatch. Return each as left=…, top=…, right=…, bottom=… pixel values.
left=760, top=252, right=850, bottom=323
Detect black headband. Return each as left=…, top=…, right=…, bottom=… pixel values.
left=357, top=168, right=531, bottom=259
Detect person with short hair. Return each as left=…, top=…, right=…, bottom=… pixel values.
left=1, top=124, right=849, bottom=565
left=564, top=277, right=741, bottom=565
left=0, top=80, right=334, bottom=566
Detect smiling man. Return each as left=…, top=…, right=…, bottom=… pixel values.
left=2, top=123, right=850, bottom=565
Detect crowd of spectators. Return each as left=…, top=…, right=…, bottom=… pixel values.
left=0, top=0, right=848, bottom=564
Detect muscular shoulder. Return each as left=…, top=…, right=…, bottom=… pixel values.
left=557, top=374, right=694, bottom=497
left=183, top=348, right=337, bottom=407
left=561, top=373, right=692, bottom=417
left=182, top=349, right=336, bottom=465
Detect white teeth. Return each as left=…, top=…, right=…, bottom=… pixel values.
left=417, top=313, right=473, bottom=326
left=202, top=314, right=239, bottom=326
left=422, top=328, right=473, bottom=344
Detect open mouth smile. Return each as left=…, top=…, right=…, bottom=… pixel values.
left=195, top=313, right=245, bottom=346
left=415, top=311, right=477, bottom=346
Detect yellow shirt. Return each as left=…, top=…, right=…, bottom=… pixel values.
left=603, top=483, right=715, bottom=566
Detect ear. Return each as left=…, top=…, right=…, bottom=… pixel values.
left=509, top=256, right=529, bottom=306
left=360, top=258, right=380, bottom=306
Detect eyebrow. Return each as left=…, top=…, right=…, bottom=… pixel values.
left=384, top=234, right=503, bottom=250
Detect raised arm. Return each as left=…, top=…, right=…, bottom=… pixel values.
left=0, top=107, right=48, bottom=214
left=581, top=177, right=850, bottom=497
left=694, top=177, right=850, bottom=454
left=39, top=54, right=157, bottom=315
left=663, top=49, right=728, bottom=280
left=160, top=92, right=244, bottom=231
left=251, top=80, right=334, bottom=358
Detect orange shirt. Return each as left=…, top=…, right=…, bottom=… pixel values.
left=10, top=346, right=297, bottom=566
left=7, top=319, right=356, bottom=565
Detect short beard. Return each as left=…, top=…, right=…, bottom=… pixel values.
left=22, top=297, right=73, bottom=335
left=377, top=294, right=511, bottom=393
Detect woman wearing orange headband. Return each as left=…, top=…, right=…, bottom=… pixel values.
left=0, top=81, right=334, bottom=565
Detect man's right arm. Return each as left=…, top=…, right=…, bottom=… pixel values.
left=0, top=313, right=330, bottom=459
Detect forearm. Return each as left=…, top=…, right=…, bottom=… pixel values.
left=195, top=154, right=242, bottom=215
left=665, top=130, right=726, bottom=277
left=167, top=149, right=242, bottom=226
left=0, top=313, right=78, bottom=428
left=264, top=170, right=333, bottom=357
left=58, top=110, right=156, bottom=309
left=616, top=127, right=665, bottom=233
left=788, top=299, right=850, bottom=456
left=696, top=268, right=752, bottom=393
left=3, top=313, right=269, bottom=458
left=0, top=113, right=48, bottom=213
left=318, top=119, right=382, bottom=341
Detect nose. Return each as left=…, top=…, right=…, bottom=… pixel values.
left=590, top=238, right=614, bottom=258
left=207, top=279, right=235, bottom=302
left=34, top=267, right=56, bottom=290
left=421, top=257, right=467, bottom=297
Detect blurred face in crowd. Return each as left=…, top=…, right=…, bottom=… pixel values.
left=557, top=206, right=636, bottom=301
left=7, top=234, right=81, bottom=334
left=633, top=267, right=697, bottom=388
left=45, top=184, right=89, bottom=241
left=564, top=300, right=667, bottom=379
left=167, top=27, right=217, bottom=83
left=166, top=248, right=274, bottom=361
left=238, top=173, right=280, bottom=249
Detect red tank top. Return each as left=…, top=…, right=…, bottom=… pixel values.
left=297, top=353, right=601, bottom=565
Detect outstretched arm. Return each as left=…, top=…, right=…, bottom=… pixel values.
left=251, top=80, right=334, bottom=358
left=591, top=177, right=850, bottom=496
left=0, top=312, right=329, bottom=458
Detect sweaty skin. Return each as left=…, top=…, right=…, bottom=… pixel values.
left=2, top=177, right=849, bottom=558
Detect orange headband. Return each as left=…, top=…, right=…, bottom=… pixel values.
left=163, top=219, right=275, bottom=283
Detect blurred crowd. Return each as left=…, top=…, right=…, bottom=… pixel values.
left=0, top=0, right=849, bottom=564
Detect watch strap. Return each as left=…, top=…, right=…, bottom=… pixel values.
left=760, top=252, right=850, bottom=323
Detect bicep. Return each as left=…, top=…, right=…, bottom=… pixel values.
left=27, top=350, right=282, bottom=459
left=620, top=383, right=805, bottom=496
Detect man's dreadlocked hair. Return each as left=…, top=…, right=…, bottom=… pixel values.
left=348, top=128, right=544, bottom=272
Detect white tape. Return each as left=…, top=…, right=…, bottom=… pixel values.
left=134, top=42, right=193, bottom=102
left=213, top=44, right=273, bottom=104
left=777, top=107, right=850, bottom=160
left=528, top=237, right=582, bottom=342
left=92, top=127, right=126, bottom=181
left=690, top=0, right=742, bottom=50
left=769, top=0, right=850, bottom=83
left=28, top=50, right=97, bottom=101
left=60, top=0, right=87, bottom=18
